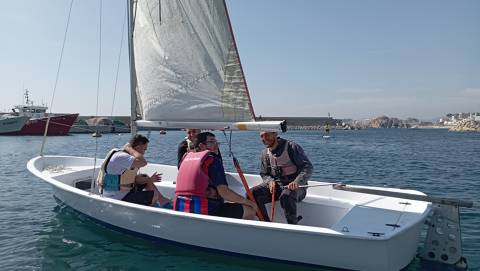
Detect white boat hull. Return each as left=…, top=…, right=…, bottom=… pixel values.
left=0, top=116, right=29, bottom=134
left=28, top=155, right=431, bottom=270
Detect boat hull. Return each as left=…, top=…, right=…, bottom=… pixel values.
left=27, top=155, right=431, bottom=270
left=0, top=116, right=30, bottom=134
left=17, top=114, right=78, bottom=135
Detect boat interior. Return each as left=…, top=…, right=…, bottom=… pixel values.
left=33, top=156, right=431, bottom=237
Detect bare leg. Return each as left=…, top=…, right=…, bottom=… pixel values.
left=242, top=205, right=256, bottom=220
left=145, top=181, right=170, bottom=206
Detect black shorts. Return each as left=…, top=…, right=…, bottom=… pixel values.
left=211, top=203, right=244, bottom=219
left=121, top=184, right=154, bottom=206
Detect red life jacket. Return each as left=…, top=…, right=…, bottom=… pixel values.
left=175, top=150, right=211, bottom=197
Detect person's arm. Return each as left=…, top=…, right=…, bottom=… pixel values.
left=207, top=156, right=257, bottom=210
left=123, top=143, right=147, bottom=168
left=216, top=185, right=256, bottom=209
left=288, top=141, right=313, bottom=186
left=135, top=172, right=162, bottom=184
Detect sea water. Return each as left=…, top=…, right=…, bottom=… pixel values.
left=0, top=129, right=479, bottom=270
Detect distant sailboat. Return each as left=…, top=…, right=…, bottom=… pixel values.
left=27, top=1, right=471, bottom=270
left=323, top=123, right=331, bottom=139
left=323, top=113, right=332, bottom=139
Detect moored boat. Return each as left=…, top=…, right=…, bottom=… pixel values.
left=18, top=113, right=79, bottom=135
left=0, top=115, right=30, bottom=134
left=10, top=90, right=78, bottom=135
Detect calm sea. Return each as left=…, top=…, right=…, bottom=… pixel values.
left=0, top=129, right=479, bottom=271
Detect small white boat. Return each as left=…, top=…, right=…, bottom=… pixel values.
left=0, top=115, right=30, bottom=134
left=28, top=155, right=431, bottom=271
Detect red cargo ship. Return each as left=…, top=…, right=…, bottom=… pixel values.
left=4, top=90, right=78, bottom=135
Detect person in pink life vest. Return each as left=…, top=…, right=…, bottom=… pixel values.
left=174, top=132, right=257, bottom=219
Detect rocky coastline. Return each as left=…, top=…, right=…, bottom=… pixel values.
left=449, top=119, right=480, bottom=132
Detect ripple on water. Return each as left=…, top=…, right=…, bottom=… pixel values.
left=1, top=130, right=479, bottom=271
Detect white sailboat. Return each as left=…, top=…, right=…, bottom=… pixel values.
left=27, top=1, right=471, bottom=270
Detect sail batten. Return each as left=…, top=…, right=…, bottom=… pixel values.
left=133, top=0, right=254, bottom=123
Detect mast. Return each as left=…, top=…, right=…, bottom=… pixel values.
left=127, top=0, right=137, bottom=135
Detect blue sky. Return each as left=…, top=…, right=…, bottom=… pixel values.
left=1, top=0, right=479, bottom=120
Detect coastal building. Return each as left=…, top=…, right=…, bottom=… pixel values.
left=70, top=119, right=92, bottom=133
left=441, top=112, right=480, bottom=126
left=69, top=116, right=130, bottom=134
left=85, top=117, right=114, bottom=134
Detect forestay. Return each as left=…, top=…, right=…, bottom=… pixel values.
left=133, top=0, right=254, bottom=124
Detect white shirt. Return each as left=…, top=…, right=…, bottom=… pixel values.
left=106, top=151, right=135, bottom=175
left=103, top=151, right=135, bottom=199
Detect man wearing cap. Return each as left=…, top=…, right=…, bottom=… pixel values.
left=251, top=130, right=313, bottom=224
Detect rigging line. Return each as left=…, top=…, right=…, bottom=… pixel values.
left=106, top=3, right=128, bottom=148
left=110, top=6, right=127, bottom=119
left=48, top=0, right=75, bottom=114
left=40, top=0, right=75, bottom=156
left=229, top=129, right=233, bottom=154
left=91, top=0, right=103, bottom=194
left=222, top=130, right=233, bottom=157
left=221, top=131, right=264, bottom=221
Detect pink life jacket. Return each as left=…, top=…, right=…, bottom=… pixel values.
left=175, top=150, right=211, bottom=197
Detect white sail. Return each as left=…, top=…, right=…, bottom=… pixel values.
left=133, top=0, right=254, bottom=123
